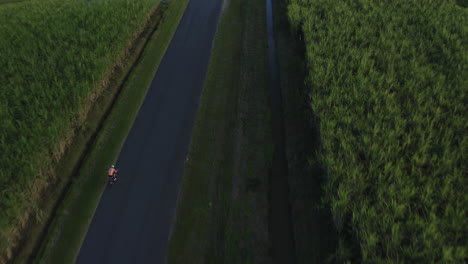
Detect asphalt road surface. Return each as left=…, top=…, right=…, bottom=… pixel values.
left=75, top=0, right=223, bottom=262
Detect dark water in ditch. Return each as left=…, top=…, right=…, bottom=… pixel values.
left=266, top=0, right=296, bottom=263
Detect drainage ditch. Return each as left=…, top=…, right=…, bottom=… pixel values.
left=266, top=0, right=296, bottom=262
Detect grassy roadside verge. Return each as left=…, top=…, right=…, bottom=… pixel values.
left=271, top=0, right=339, bottom=262
left=167, top=0, right=273, bottom=262
left=18, top=0, right=189, bottom=263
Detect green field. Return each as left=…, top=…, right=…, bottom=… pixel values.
left=0, top=0, right=157, bottom=260
left=288, top=0, right=467, bottom=262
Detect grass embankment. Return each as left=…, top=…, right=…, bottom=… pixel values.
left=28, top=0, right=190, bottom=263
left=287, top=0, right=467, bottom=262
left=167, top=0, right=273, bottom=262
left=0, top=0, right=157, bottom=260
left=271, top=0, right=338, bottom=262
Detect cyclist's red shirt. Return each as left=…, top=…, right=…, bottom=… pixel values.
left=108, top=168, right=116, bottom=176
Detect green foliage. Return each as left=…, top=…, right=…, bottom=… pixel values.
left=287, top=0, right=467, bottom=262
left=0, top=0, right=155, bottom=250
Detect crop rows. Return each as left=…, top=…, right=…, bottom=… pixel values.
left=0, top=0, right=156, bottom=252
left=288, top=0, right=467, bottom=262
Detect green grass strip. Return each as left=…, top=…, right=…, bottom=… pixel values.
left=167, top=0, right=273, bottom=262
left=30, top=0, right=189, bottom=263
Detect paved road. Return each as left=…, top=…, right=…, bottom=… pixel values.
left=75, top=0, right=223, bottom=262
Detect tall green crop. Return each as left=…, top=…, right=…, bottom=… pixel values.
left=287, top=0, right=467, bottom=262
left=0, top=0, right=156, bottom=253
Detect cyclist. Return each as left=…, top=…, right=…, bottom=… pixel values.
left=108, top=165, right=118, bottom=183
